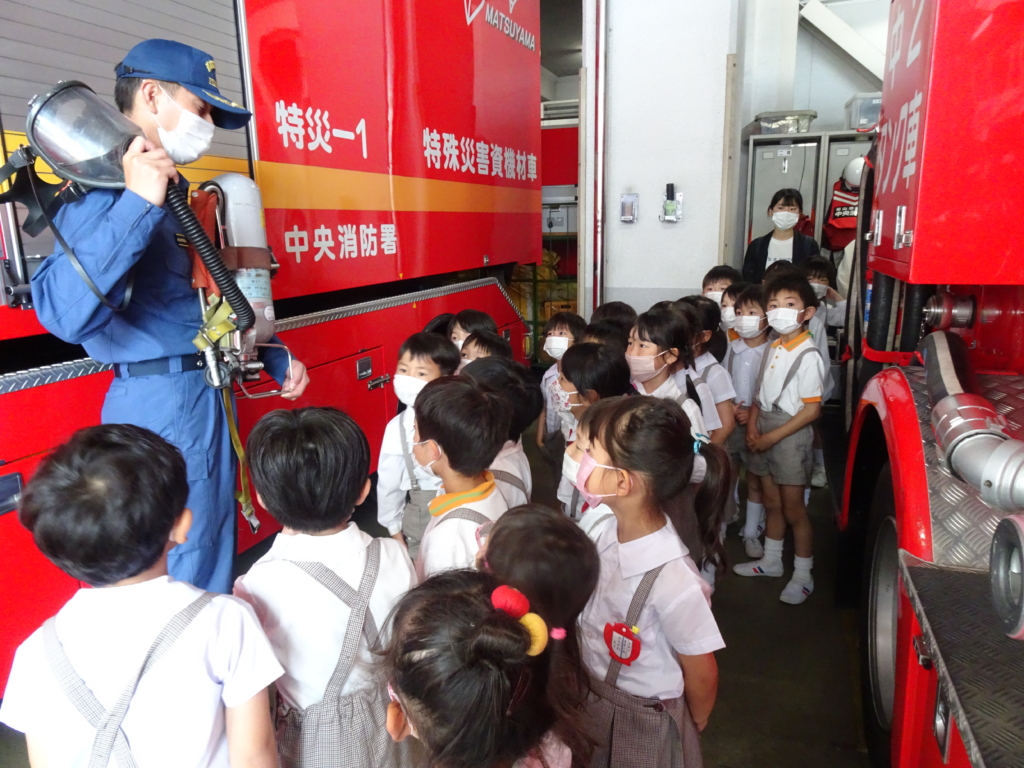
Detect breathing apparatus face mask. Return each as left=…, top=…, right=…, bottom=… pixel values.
left=156, top=86, right=215, bottom=164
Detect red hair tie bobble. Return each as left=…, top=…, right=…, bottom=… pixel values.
left=491, top=586, right=549, bottom=656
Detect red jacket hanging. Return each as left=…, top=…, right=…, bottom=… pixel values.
left=822, top=179, right=860, bottom=251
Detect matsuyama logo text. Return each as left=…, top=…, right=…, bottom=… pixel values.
left=464, top=0, right=536, bottom=52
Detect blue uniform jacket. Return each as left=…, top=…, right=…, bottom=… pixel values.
left=31, top=180, right=290, bottom=380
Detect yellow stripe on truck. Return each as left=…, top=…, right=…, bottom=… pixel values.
left=2, top=130, right=248, bottom=193
left=255, top=160, right=541, bottom=214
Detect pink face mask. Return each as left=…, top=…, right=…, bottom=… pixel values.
left=576, top=451, right=628, bottom=508
left=625, top=350, right=668, bottom=383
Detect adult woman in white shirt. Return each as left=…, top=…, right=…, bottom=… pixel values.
left=742, top=188, right=821, bottom=283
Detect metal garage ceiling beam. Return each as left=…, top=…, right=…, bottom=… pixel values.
left=800, top=0, right=885, bottom=81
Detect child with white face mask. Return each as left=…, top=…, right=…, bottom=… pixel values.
left=720, top=281, right=750, bottom=342
left=700, top=265, right=743, bottom=311
left=733, top=275, right=825, bottom=605
left=447, top=309, right=497, bottom=351
left=724, top=285, right=771, bottom=559
left=411, top=377, right=511, bottom=581
left=537, top=312, right=588, bottom=475
left=377, top=333, right=460, bottom=559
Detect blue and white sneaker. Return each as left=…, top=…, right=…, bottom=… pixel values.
left=779, top=577, right=814, bottom=604
left=732, top=558, right=783, bottom=577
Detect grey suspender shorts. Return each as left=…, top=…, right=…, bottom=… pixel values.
left=398, top=411, right=436, bottom=559
left=746, top=347, right=818, bottom=486
left=584, top=566, right=704, bottom=768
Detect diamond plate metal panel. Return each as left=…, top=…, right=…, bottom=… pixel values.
left=900, top=553, right=1024, bottom=768
left=0, top=359, right=112, bottom=396
left=905, top=368, right=1024, bottom=569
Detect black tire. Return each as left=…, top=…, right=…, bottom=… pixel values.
left=859, top=464, right=898, bottom=767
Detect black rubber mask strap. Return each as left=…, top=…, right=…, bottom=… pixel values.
left=28, top=170, right=134, bottom=312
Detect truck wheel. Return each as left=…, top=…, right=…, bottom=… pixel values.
left=860, top=464, right=898, bottom=767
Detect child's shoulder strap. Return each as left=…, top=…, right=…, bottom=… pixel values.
left=439, top=506, right=496, bottom=540
left=604, top=565, right=666, bottom=688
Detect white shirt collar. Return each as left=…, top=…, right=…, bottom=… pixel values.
left=694, top=351, right=718, bottom=372
left=495, top=440, right=520, bottom=460
left=264, top=523, right=367, bottom=561
left=597, top=520, right=689, bottom=579
left=636, top=375, right=682, bottom=400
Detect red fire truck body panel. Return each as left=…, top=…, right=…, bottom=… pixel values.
left=870, top=0, right=1024, bottom=286
left=245, top=0, right=542, bottom=298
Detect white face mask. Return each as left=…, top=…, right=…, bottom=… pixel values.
left=543, top=335, right=570, bottom=360
left=772, top=211, right=800, bottom=231
left=767, top=307, right=803, bottom=335
left=811, top=282, right=829, bottom=299
left=453, top=338, right=464, bottom=351
left=392, top=374, right=427, bottom=407
left=413, top=439, right=441, bottom=477
left=562, top=451, right=581, bottom=487
left=721, top=306, right=736, bottom=329
left=156, top=86, right=215, bottom=164
left=734, top=315, right=766, bottom=339
left=705, top=291, right=724, bottom=306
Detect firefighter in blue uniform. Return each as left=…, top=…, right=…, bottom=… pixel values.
left=30, top=40, right=310, bottom=593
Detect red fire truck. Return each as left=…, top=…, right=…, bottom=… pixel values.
left=840, top=1, right=1024, bottom=766
left=0, top=0, right=539, bottom=693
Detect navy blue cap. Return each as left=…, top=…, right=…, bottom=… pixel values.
left=115, top=39, right=251, bottom=130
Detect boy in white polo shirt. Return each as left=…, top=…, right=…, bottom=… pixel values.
left=377, top=332, right=461, bottom=559
left=235, top=407, right=416, bottom=767
left=733, top=274, right=825, bottom=604
left=411, top=376, right=512, bottom=580
left=1, top=424, right=282, bottom=768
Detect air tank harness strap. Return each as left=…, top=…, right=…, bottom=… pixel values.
left=221, top=387, right=261, bottom=535
left=193, top=297, right=237, bottom=353
left=860, top=340, right=923, bottom=367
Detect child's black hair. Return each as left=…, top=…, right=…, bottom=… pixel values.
left=582, top=320, right=628, bottom=349
left=543, top=311, right=587, bottom=341
left=800, top=254, right=837, bottom=286
left=463, top=330, right=514, bottom=360
left=415, top=377, right=511, bottom=476
left=677, top=295, right=726, bottom=360
left=762, top=258, right=801, bottom=282
left=764, top=273, right=820, bottom=311
left=580, top=396, right=730, bottom=572
left=423, top=313, right=455, bottom=335
left=590, top=301, right=637, bottom=335
left=736, top=284, right=767, bottom=313
left=769, top=187, right=804, bottom=212
left=722, top=281, right=751, bottom=304
left=247, top=407, right=370, bottom=533
left=461, top=357, right=543, bottom=442
left=399, top=332, right=461, bottom=376
left=632, top=306, right=695, bottom=371
left=383, top=569, right=560, bottom=768
left=485, top=504, right=599, bottom=764
left=561, top=342, right=632, bottom=400
left=448, top=309, right=498, bottom=339
left=19, top=424, right=188, bottom=586
left=702, top=265, right=742, bottom=289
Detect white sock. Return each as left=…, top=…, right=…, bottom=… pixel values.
left=793, top=555, right=813, bottom=583
left=743, top=501, right=765, bottom=538
left=762, top=537, right=784, bottom=565
left=814, top=448, right=824, bottom=468
left=733, top=478, right=740, bottom=507
left=804, top=487, right=811, bottom=505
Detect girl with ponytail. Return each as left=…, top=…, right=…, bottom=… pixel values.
left=574, top=396, right=727, bottom=768
left=383, top=569, right=581, bottom=768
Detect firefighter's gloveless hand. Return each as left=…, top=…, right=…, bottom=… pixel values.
left=123, top=136, right=179, bottom=207
left=280, top=359, right=310, bottom=400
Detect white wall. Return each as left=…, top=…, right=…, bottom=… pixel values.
left=601, top=0, right=732, bottom=312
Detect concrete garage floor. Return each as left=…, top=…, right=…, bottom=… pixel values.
left=0, top=424, right=869, bottom=768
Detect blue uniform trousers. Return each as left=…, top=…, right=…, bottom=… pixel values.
left=102, top=369, right=236, bottom=594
